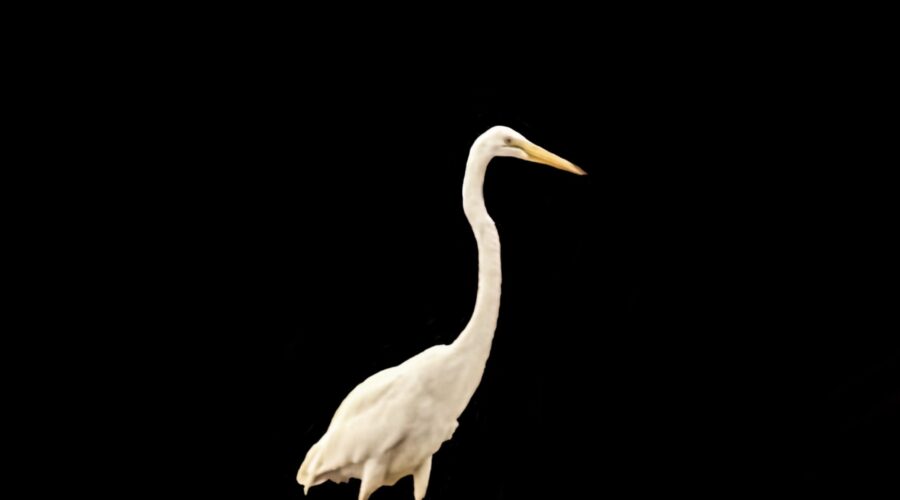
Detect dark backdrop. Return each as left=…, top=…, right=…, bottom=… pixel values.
left=104, top=46, right=897, bottom=498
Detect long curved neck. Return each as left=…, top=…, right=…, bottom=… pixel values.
left=450, top=144, right=501, bottom=363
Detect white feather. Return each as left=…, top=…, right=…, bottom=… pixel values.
left=297, top=126, right=584, bottom=500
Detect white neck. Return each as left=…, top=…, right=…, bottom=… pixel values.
left=449, top=143, right=502, bottom=377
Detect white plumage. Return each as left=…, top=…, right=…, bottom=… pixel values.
left=297, top=126, right=585, bottom=499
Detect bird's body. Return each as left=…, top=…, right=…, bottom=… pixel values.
left=297, top=126, right=585, bottom=499
left=298, top=345, right=465, bottom=496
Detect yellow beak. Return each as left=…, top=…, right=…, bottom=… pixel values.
left=514, top=139, right=586, bottom=175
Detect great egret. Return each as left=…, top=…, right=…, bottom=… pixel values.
left=297, top=126, right=585, bottom=499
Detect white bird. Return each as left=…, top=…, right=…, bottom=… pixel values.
left=297, top=126, right=586, bottom=500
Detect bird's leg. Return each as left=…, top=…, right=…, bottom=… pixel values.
left=413, top=456, right=432, bottom=500
left=358, top=459, right=386, bottom=500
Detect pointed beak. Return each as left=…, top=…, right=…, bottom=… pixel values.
left=513, top=139, right=586, bottom=175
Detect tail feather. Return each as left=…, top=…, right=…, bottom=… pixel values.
left=298, top=437, right=362, bottom=493
left=297, top=443, right=322, bottom=491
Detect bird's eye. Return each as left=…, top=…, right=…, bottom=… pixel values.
left=504, top=138, right=511, bottom=144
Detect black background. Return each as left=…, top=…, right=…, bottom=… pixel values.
left=73, top=34, right=897, bottom=498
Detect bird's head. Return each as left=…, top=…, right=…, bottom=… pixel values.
left=477, top=126, right=586, bottom=175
